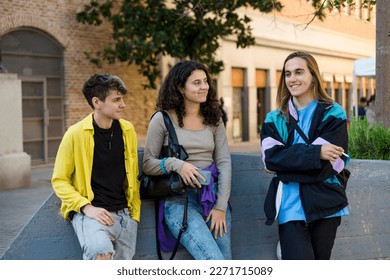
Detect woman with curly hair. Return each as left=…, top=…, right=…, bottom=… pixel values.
left=142, top=60, right=232, bottom=260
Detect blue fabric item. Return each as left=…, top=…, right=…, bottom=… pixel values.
left=278, top=99, right=348, bottom=224
left=262, top=99, right=350, bottom=225
left=160, top=157, right=169, bottom=174
left=71, top=208, right=138, bottom=260
left=157, top=163, right=218, bottom=252
left=279, top=100, right=317, bottom=224
left=164, top=186, right=232, bottom=259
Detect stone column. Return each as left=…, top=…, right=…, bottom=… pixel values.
left=0, top=73, right=31, bottom=190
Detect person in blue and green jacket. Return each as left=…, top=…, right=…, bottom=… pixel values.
left=260, top=51, right=350, bottom=260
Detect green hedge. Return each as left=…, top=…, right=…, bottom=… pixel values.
left=348, top=117, right=390, bottom=160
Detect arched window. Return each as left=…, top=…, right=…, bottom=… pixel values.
left=0, top=28, right=64, bottom=164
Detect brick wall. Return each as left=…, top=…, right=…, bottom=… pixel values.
left=0, top=0, right=157, bottom=137
left=0, top=0, right=376, bottom=140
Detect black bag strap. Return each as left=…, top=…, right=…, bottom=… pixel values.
left=159, top=110, right=188, bottom=160
left=290, top=114, right=350, bottom=189
left=155, top=191, right=188, bottom=260
left=161, top=110, right=179, bottom=146
left=289, top=115, right=310, bottom=144
left=155, top=110, right=188, bottom=260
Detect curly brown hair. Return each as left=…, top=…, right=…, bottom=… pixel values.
left=156, top=60, right=222, bottom=127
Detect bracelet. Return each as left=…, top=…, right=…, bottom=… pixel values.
left=160, top=157, right=169, bottom=174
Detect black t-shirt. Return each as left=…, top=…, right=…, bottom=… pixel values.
left=91, top=119, right=127, bottom=211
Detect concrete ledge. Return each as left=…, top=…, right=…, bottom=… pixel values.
left=2, top=153, right=390, bottom=260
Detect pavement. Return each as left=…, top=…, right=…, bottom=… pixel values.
left=0, top=139, right=261, bottom=257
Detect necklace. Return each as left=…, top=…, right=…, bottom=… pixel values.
left=93, top=117, right=114, bottom=150
left=108, top=128, right=114, bottom=150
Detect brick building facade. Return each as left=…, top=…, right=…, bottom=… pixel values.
left=0, top=0, right=156, bottom=164
left=0, top=0, right=376, bottom=165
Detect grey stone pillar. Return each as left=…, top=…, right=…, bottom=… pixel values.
left=0, top=73, right=31, bottom=190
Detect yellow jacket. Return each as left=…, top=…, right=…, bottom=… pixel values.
left=51, top=113, right=141, bottom=222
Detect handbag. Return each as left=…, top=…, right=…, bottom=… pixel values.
left=138, top=110, right=189, bottom=260
left=139, top=110, right=188, bottom=199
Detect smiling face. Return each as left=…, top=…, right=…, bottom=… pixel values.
left=182, top=69, right=209, bottom=105
left=284, top=57, right=314, bottom=102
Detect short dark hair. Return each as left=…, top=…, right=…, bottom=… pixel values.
left=82, top=74, right=128, bottom=109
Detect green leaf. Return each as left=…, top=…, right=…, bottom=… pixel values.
left=75, top=0, right=375, bottom=89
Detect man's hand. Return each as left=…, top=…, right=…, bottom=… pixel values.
left=82, top=204, right=114, bottom=226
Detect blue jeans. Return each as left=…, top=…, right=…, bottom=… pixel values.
left=71, top=208, right=138, bottom=260
left=164, top=183, right=232, bottom=260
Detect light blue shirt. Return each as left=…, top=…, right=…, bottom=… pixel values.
left=278, top=100, right=349, bottom=224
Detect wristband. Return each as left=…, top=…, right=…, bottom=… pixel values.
left=160, top=157, right=169, bottom=174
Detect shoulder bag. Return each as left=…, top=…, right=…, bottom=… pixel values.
left=139, top=110, right=188, bottom=199
left=138, top=110, right=189, bottom=260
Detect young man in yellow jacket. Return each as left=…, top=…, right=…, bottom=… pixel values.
left=52, top=74, right=141, bottom=260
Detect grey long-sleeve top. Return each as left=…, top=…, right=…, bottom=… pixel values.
left=142, top=111, right=232, bottom=211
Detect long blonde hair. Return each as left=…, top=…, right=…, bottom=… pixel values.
left=277, top=51, right=333, bottom=120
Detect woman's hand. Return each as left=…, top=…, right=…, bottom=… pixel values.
left=178, top=162, right=204, bottom=188
left=206, top=209, right=227, bottom=239
left=320, top=144, right=345, bottom=162
left=82, top=204, right=114, bottom=226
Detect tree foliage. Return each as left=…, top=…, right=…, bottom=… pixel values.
left=76, top=0, right=375, bottom=89
left=76, top=0, right=283, bottom=88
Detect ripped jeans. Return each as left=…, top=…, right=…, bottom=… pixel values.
left=71, top=208, right=138, bottom=260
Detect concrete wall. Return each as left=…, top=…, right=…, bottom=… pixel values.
left=2, top=153, right=390, bottom=260
left=0, top=73, right=31, bottom=190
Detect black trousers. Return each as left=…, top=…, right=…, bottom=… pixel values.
left=278, top=217, right=341, bottom=260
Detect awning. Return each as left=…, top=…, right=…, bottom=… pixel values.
left=352, top=56, right=375, bottom=117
